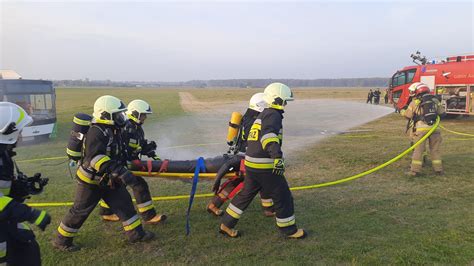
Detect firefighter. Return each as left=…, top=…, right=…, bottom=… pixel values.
left=0, top=102, right=51, bottom=265
left=99, top=99, right=166, bottom=224
left=401, top=83, right=445, bottom=176
left=207, top=93, right=275, bottom=217
left=220, top=83, right=306, bottom=239
left=53, top=96, right=154, bottom=251
left=367, top=89, right=373, bottom=104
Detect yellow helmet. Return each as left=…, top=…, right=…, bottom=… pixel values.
left=126, top=99, right=153, bottom=124
left=248, top=92, right=267, bottom=112
left=0, top=102, right=33, bottom=144
left=93, top=95, right=128, bottom=126
left=263, top=82, right=294, bottom=110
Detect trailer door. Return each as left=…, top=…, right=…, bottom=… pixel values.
left=421, top=76, right=436, bottom=92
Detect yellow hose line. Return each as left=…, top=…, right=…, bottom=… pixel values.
left=27, top=118, right=440, bottom=208
left=27, top=193, right=216, bottom=207
left=439, top=124, right=474, bottom=137
left=17, top=156, right=67, bottom=163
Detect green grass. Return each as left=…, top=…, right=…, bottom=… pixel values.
left=14, top=88, right=474, bottom=264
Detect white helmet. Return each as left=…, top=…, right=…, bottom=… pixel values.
left=92, top=95, right=128, bottom=126
left=263, top=82, right=294, bottom=110
left=0, top=102, right=33, bottom=144
left=248, top=92, right=267, bottom=112
left=408, top=82, right=427, bottom=96
left=126, top=99, right=153, bottom=124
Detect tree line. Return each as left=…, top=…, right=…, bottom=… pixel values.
left=53, top=77, right=389, bottom=88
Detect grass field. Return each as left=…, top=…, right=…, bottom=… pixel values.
left=15, top=87, right=474, bottom=265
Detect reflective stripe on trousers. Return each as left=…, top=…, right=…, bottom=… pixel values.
left=57, top=222, right=79, bottom=238
left=261, top=198, right=274, bottom=207
left=276, top=215, right=296, bottom=228
left=122, top=214, right=141, bottom=231
left=225, top=203, right=243, bottom=219
left=136, top=200, right=154, bottom=213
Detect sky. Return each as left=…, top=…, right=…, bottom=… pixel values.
left=0, top=1, right=472, bottom=81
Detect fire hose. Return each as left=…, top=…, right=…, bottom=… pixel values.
left=27, top=117, right=440, bottom=207
left=439, top=124, right=474, bottom=138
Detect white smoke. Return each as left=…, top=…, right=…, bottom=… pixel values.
left=145, top=99, right=394, bottom=160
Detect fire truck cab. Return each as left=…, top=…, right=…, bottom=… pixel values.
left=389, top=52, right=474, bottom=115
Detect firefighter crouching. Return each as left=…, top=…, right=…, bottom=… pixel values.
left=208, top=92, right=275, bottom=217
left=401, top=82, right=445, bottom=176
left=0, top=102, right=51, bottom=265
left=53, top=96, right=154, bottom=251
left=220, top=83, right=306, bottom=239
left=99, top=99, right=166, bottom=224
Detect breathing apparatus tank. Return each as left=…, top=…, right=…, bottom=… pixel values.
left=66, top=113, right=92, bottom=161
left=226, top=112, right=243, bottom=146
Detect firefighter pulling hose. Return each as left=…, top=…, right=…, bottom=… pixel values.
left=206, top=92, right=276, bottom=217
left=53, top=96, right=155, bottom=252
left=219, top=83, right=307, bottom=239
left=401, top=82, right=445, bottom=176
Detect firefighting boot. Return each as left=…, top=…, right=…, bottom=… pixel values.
left=207, top=203, right=223, bottom=216
left=406, top=171, right=420, bottom=177
left=129, top=230, right=155, bottom=243
left=101, top=214, right=120, bottom=222
left=144, top=214, right=167, bottom=225
left=52, top=236, right=81, bottom=252
left=219, top=224, right=240, bottom=238
left=435, top=170, right=445, bottom=176
left=287, top=229, right=307, bottom=239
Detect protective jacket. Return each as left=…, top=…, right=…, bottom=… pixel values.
left=0, top=146, right=47, bottom=264
left=123, top=121, right=158, bottom=161
left=76, top=121, right=128, bottom=186
left=244, top=108, right=283, bottom=172
left=401, top=96, right=444, bottom=133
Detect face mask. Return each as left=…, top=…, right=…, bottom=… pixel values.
left=113, top=112, right=128, bottom=127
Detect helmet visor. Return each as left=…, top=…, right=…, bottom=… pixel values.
left=113, top=111, right=128, bottom=127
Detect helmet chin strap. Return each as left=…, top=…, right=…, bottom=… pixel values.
left=127, top=113, right=141, bottom=124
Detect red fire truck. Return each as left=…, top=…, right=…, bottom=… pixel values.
left=389, top=51, right=474, bottom=115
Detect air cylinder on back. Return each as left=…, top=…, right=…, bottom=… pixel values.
left=226, top=112, right=242, bottom=146
left=66, top=113, right=92, bottom=161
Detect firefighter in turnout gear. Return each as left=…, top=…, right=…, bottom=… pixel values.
left=99, top=99, right=166, bottom=224
left=401, top=83, right=445, bottom=176
left=0, top=102, right=51, bottom=265
left=220, top=83, right=306, bottom=239
left=53, top=96, right=154, bottom=251
left=207, top=93, right=275, bottom=217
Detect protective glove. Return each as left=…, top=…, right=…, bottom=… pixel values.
left=272, top=158, right=285, bottom=176
left=147, top=151, right=161, bottom=161
left=30, top=209, right=51, bottom=231
left=141, top=141, right=157, bottom=157
left=213, top=155, right=243, bottom=194
left=213, top=164, right=228, bottom=194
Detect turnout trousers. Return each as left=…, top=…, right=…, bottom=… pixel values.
left=99, top=175, right=156, bottom=221
left=55, top=179, right=145, bottom=245
left=211, top=176, right=274, bottom=212
left=410, top=130, right=443, bottom=173
left=221, top=169, right=297, bottom=235
left=4, top=223, right=41, bottom=265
